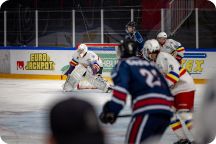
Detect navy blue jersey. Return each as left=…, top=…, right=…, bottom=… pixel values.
left=108, top=57, right=173, bottom=117
left=125, top=31, right=145, bottom=51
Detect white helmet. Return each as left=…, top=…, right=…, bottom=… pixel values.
left=143, top=39, right=160, bottom=60
left=157, top=32, right=167, bottom=39
left=144, top=39, right=160, bottom=53
left=77, top=44, right=88, bottom=57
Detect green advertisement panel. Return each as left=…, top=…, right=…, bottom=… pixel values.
left=97, top=53, right=118, bottom=72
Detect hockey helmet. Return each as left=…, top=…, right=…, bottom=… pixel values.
left=157, top=32, right=167, bottom=39
left=77, top=44, right=88, bottom=57
left=125, top=21, right=136, bottom=33
left=117, top=40, right=138, bottom=58
left=143, top=39, right=160, bottom=61
left=126, top=21, right=136, bottom=28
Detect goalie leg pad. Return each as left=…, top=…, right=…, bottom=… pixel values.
left=63, top=76, right=78, bottom=92
left=63, top=64, right=87, bottom=91
left=85, top=70, right=111, bottom=93
left=88, top=75, right=111, bottom=93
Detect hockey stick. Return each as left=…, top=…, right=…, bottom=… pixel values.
left=118, top=114, right=131, bottom=118
left=105, top=33, right=122, bottom=43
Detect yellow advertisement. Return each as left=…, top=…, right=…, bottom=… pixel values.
left=25, top=53, right=55, bottom=70
left=181, top=59, right=204, bottom=74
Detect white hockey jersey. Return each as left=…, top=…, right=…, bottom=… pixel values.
left=160, top=39, right=185, bottom=63
left=156, top=52, right=195, bottom=95
left=70, top=50, right=103, bottom=68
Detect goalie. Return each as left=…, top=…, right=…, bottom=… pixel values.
left=63, top=44, right=111, bottom=93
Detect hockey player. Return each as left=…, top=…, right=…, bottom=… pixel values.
left=157, top=32, right=185, bottom=64
left=63, top=44, right=111, bottom=93
left=100, top=40, right=173, bottom=144
left=144, top=39, right=196, bottom=144
left=125, top=21, right=145, bottom=57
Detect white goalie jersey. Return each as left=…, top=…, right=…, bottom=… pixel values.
left=70, top=50, right=103, bottom=68
left=156, top=52, right=195, bottom=95
left=160, top=39, right=185, bottom=63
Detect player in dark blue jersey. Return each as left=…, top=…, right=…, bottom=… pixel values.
left=99, top=40, right=174, bottom=144
left=125, top=21, right=145, bottom=57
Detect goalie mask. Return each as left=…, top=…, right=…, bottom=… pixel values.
left=77, top=44, right=88, bottom=57
left=117, top=40, right=138, bottom=58
left=144, top=39, right=160, bottom=61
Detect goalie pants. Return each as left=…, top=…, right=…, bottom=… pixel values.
left=126, top=113, right=171, bottom=144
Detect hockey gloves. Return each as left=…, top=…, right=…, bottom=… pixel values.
left=99, top=112, right=116, bottom=124
left=99, top=101, right=117, bottom=124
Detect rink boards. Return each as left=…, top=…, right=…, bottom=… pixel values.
left=0, top=46, right=216, bottom=84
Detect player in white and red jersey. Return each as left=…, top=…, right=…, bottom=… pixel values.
left=157, top=32, right=185, bottom=64
left=143, top=39, right=196, bottom=144
left=63, top=44, right=111, bottom=93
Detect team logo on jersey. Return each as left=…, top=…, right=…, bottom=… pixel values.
left=169, top=65, right=174, bottom=71
left=163, top=57, right=168, bottom=62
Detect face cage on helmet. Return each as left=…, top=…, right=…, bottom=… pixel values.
left=146, top=49, right=160, bottom=61
left=143, top=49, right=150, bottom=61
left=77, top=48, right=87, bottom=57
left=77, top=48, right=83, bottom=54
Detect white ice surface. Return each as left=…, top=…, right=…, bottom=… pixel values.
left=0, top=79, right=205, bottom=144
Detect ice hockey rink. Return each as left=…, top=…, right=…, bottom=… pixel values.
left=0, top=78, right=205, bottom=144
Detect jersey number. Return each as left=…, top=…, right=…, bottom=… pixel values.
left=140, top=69, right=161, bottom=88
